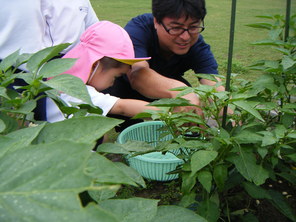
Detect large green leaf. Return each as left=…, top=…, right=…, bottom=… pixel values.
left=0, top=86, right=9, bottom=100
left=0, top=120, right=5, bottom=133
left=287, top=131, right=296, bottom=139
left=227, top=148, right=269, bottom=185
left=99, top=198, right=159, bottom=222
left=34, top=116, right=123, bottom=145
left=197, top=170, right=212, bottom=193
left=14, top=72, right=34, bottom=85
left=149, top=98, right=193, bottom=107
left=233, top=101, right=265, bottom=122
left=39, top=58, right=77, bottom=78
left=2, top=100, right=36, bottom=114
left=118, top=141, right=157, bottom=153
left=191, top=150, right=218, bottom=176
left=0, top=50, right=21, bottom=72
left=281, top=55, right=296, bottom=71
left=269, top=28, right=282, bottom=40
left=0, top=140, right=122, bottom=221
left=273, top=125, right=287, bottom=139
left=172, top=86, right=195, bottom=98
left=273, top=47, right=291, bottom=56
left=0, top=141, right=93, bottom=192
left=259, top=131, right=278, bottom=146
left=233, top=130, right=263, bottom=144
left=213, top=164, right=228, bottom=192
left=154, top=205, right=208, bottom=222
left=213, top=91, right=229, bottom=100
left=251, top=39, right=285, bottom=46
left=286, top=153, right=296, bottom=162
left=197, top=199, right=220, bottom=222
left=195, top=73, right=222, bottom=82
left=88, top=183, right=121, bottom=202
left=0, top=192, right=119, bottom=222
left=181, top=172, right=197, bottom=195
left=255, top=102, right=278, bottom=111
left=0, top=136, right=15, bottom=158
left=113, top=162, right=146, bottom=187
left=249, top=73, right=276, bottom=93
left=245, top=22, right=273, bottom=30
left=179, top=193, right=196, bottom=208
left=42, top=74, right=93, bottom=105
left=243, top=182, right=271, bottom=199
left=5, top=123, right=46, bottom=152
left=0, top=113, right=18, bottom=135
left=26, top=43, right=70, bottom=72
left=85, top=153, right=145, bottom=187
left=96, top=142, right=131, bottom=154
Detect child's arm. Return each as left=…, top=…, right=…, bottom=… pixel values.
left=109, top=99, right=156, bottom=117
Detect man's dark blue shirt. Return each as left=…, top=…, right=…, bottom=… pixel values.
left=125, top=13, right=218, bottom=80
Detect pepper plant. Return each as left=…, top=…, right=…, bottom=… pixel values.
left=0, top=44, right=208, bottom=221
left=129, top=13, right=296, bottom=222
left=0, top=43, right=104, bottom=132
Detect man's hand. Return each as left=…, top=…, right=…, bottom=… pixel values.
left=174, top=92, right=203, bottom=117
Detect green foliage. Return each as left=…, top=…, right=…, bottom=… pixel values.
left=0, top=116, right=123, bottom=221
left=0, top=44, right=100, bottom=130
left=0, top=45, right=209, bottom=221
left=129, top=14, right=296, bottom=222
left=0, top=117, right=204, bottom=221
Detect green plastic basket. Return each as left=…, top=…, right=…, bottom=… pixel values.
left=117, top=121, right=184, bottom=181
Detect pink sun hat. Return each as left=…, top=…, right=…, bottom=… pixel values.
left=62, top=21, right=150, bottom=83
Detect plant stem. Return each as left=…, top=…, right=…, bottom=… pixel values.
left=225, top=199, right=231, bottom=222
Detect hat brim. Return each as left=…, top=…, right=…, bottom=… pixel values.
left=113, top=57, right=151, bottom=65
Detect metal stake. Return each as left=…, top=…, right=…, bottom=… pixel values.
left=222, top=0, right=237, bottom=128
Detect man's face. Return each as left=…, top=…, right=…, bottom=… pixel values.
left=154, top=16, right=201, bottom=58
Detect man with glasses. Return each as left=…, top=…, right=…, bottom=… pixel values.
left=104, top=0, right=224, bottom=130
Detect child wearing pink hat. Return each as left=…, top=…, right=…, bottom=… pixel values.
left=46, top=21, right=153, bottom=122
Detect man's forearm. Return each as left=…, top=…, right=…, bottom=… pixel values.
left=128, top=66, right=189, bottom=99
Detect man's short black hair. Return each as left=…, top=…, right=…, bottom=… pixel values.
left=152, top=0, right=206, bottom=23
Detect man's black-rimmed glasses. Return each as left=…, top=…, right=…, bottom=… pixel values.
left=160, top=21, right=205, bottom=36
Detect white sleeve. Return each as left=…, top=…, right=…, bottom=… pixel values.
left=0, top=1, right=46, bottom=61
left=42, top=0, right=99, bottom=52
left=86, top=85, right=120, bottom=115
left=84, top=0, right=99, bottom=27
left=46, top=85, right=120, bottom=123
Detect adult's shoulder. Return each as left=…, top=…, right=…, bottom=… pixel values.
left=124, top=13, right=155, bottom=58
left=125, top=13, right=154, bottom=28
left=189, top=34, right=211, bottom=54
left=188, top=35, right=218, bottom=74
left=193, top=34, right=206, bottom=47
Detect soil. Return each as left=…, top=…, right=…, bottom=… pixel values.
left=225, top=178, right=296, bottom=222
left=117, top=180, right=183, bottom=205
left=255, top=178, right=296, bottom=222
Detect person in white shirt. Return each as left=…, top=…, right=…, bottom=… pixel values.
left=0, top=0, right=99, bottom=63
left=0, top=0, right=45, bottom=61
left=42, top=0, right=99, bottom=53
